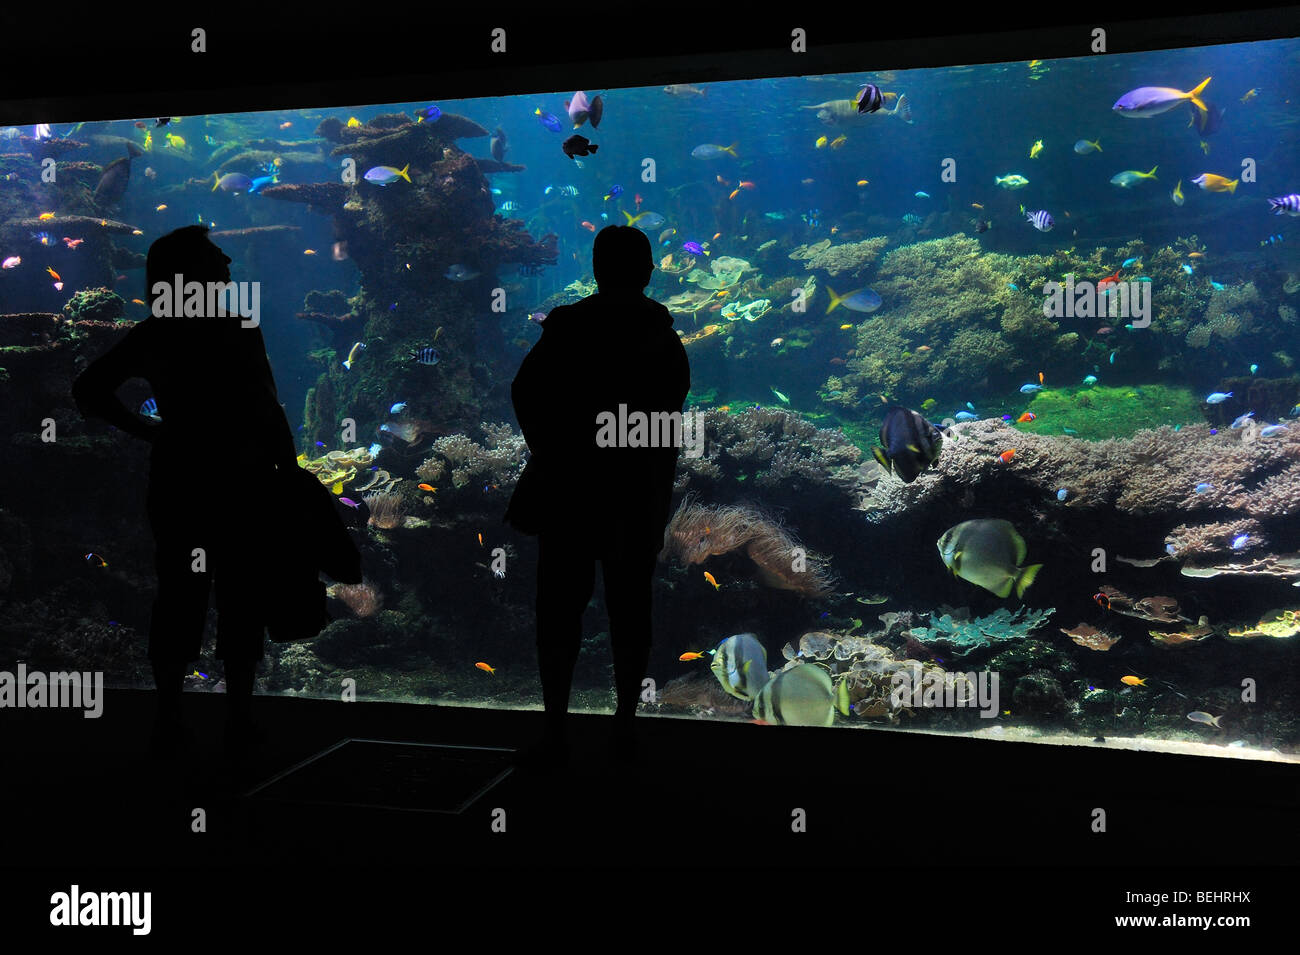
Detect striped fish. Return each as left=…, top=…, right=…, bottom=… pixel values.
left=1025, top=209, right=1054, bottom=231
left=139, top=397, right=160, bottom=418
left=873, top=406, right=944, bottom=483
left=412, top=347, right=440, bottom=366
left=1267, top=194, right=1300, bottom=216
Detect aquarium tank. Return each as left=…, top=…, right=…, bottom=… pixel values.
left=2, top=32, right=1298, bottom=762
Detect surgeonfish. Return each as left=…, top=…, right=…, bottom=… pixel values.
left=710, top=633, right=770, bottom=702
left=937, top=519, right=1042, bottom=599
left=873, top=406, right=944, bottom=483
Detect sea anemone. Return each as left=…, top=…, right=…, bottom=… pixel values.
left=332, top=579, right=384, bottom=618
left=363, top=491, right=406, bottom=529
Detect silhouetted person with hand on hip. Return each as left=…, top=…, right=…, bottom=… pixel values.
left=72, top=226, right=300, bottom=756
left=508, top=225, right=690, bottom=769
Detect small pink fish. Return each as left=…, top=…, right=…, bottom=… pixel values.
left=62, top=237, right=84, bottom=249
left=338, top=497, right=360, bottom=508
left=1, top=255, right=20, bottom=269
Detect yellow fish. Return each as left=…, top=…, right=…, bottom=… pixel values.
left=815, top=136, right=828, bottom=149
left=38, top=212, right=55, bottom=221
left=703, top=571, right=720, bottom=590
left=1191, top=173, right=1238, bottom=193
left=1240, top=88, right=1259, bottom=103
left=830, top=135, right=847, bottom=149
left=347, top=117, right=362, bottom=127
left=660, top=253, right=674, bottom=269
left=433, top=326, right=444, bottom=342
left=155, top=204, right=167, bottom=211
left=143, top=130, right=152, bottom=150
left=1029, top=139, right=1043, bottom=158
left=303, top=249, right=316, bottom=255
left=165, top=133, right=186, bottom=148
left=1028, top=59, right=1043, bottom=68
left=856, top=179, right=869, bottom=187
left=1172, top=179, right=1185, bottom=206
left=1120, top=675, right=1148, bottom=687
left=839, top=323, right=853, bottom=330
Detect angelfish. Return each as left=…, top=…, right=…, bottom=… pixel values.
left=937, top=519, right=1042, bottom=599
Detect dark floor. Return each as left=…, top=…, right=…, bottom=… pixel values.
left=1, top=688, right=1294, bottom=936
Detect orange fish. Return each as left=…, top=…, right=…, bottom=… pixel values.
left=716, top=175, right=730, bottom=186
left=279, top=121, right=293, bottom=130
left=477, top=532, right=483, bottom=546
left=916, top=345, right=932, bottom=353
left=729, top=189, right=740, bottom=200
left=418, top=483, right=436, bottom=492
left=716, top=407, right=729, bottom=414
left=580, top=221, right=596, bottom=232
left=997, top=449, right=1017, bottom=464
left=131, top=298, right=145, bottom=305
left=62, top=237, right=84, bottom=249
left=45, top=266, right=60, bottom=281
left=1038, top=371, right=1044, bottom=384
left=475, top=662, right=496, bottom=675
left=303, top=249, right=316, bottom=255
left=1188, top=251, right=1205, bottom=258
left=1093, top=592, right=1111, bottom=610
left=1121, top=675, right=1147, bottom=687
left=703, top=571, right=720, bottom=590
left=708, top=302, right=723, bottom=311
left=679, top=651, right=706, bottom=662
left=830, top=225, right=839, bottom=234
left=1017, top=412, right=1036, bottom=423
left=738, top=181, right=756, bottom=190
left=1098, top=270, right=1121, bottom=288
left=971, top=202, right=984, bottom=210
left=38, top=212, right=55, bottom=221
left=712, top=232, right=721, bottom=241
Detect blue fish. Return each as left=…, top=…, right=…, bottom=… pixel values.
left=1020, top=383, right=1043, bottom=394
left=1249, top=363, right=1258, bottom=374
left=315, top=441, right=326, bottom=448
left=1181, top=263, right=1195, bottom=274
left=1194, top=482, right=1213, bottom=494
left=603, top=184, right=623, bottom=201
left=955, top=411, right=978, bottom=421
left=1260, top=424, right=1288, bottom=437
left=1122, top=257, right=1140, bottom=268
left=390, top=402, right=407, bottom=414
left=1063, top=427, right=1078, bottom=434
left=139, top=397, right=159, bottom=418
left=248, top=174, right=278, bottom=194
left=1025, top=209, right=1054, bottom=232
left=682, top=240, right=705, bottom=256
left=1231, top=534, right=1250, bottom=550
left=364, top=165, right=411, bottom=186
left=1230, top=412, right=1254, bottom=429
left=535, top=109, right=562, bottom=132
left=212, top=172, right=253, bottom=192
left=966, top=402, right=975, bottom=411
left=31, top=231, right=54, bottom=246
left=1056, top=489, right=1069, bottom=501
left=1007, top=282, right=1019, bottom=291
left=1209, top=280, right=1225, bottom=291
left=1206, top=391, right=1232, bottom=404
left=413, top=347, right=440, bottom=366
left=419, top=105, right=441, bottom=122
left=1083, top=375, right=1098, bottom=385
left=1109, top=351, right=1117, bottom=364
left=914, top=191, right=930, bottom=199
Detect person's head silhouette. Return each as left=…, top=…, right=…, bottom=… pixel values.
left=146, top=226, right=233, bottom=314
left=592, top=225, right=654, bottom=294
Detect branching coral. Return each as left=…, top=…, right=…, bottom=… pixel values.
left=416, top=421, right=526, bottom=489
left=910, top=606, right=1056, bottom=651
left=660, top=497, right=833, bottom=596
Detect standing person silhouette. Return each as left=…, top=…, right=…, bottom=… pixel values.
left=72, top=226, right=299, bottom=755
left=508, top=225, right=690, bottom=768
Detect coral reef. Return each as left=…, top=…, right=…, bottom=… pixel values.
left=1060, top=622, right=1121, bottom=651
left=330, top=579, right=384, bottom=618
left=789, top=236, right=889, bottom=277
left=363, top=491, right=406, bottom=530
left=910, top=605, right=1056, bottom=652
left=62, top=288, right=125, bottom=323
left=1227, top=608, right=1300, bottom=640
left=1016, top=384, right=1205, bottom=440
left=416, top=422, right=526, bottom=490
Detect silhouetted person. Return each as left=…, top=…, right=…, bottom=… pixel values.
left=72, top=226, right=299, bottom=755
left=509, top=225, right=690, bottom=768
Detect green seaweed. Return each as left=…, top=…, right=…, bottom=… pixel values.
left=1015, top=383, right=1204, bottom=440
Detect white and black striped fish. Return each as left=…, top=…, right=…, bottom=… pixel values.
left=412, top=347, right=440, bottom=366
left=1267, top=194, right=1300, bottom=216
left=1025, top=209, right=1054, bottom=231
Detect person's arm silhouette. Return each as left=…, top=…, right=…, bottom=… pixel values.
left=72, top=324, right=160, bottom=442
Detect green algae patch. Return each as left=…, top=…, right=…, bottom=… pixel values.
left=1017, top=384, right=1205, bottom=440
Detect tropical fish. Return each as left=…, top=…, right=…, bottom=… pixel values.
left=1231, top=534, right=1250, bottom=550
left=830, top=136, right=848, bottom=149
left=418, top=484, right=436, bottom=493
left=873, top=406, right=944, bottom=483
left=580, top=221, right=596, bottom=232
left=1112, top=77, right=1211, bottom=118
left=562, top=134, right=597, bottom=159
left=413, top=347, right=440, bottom=365
left=475, top=662, right=496, bottom=675
left=1230, top=412, right=1254, bottom=429
left=1195, top=482, right=1214, bottom=493
left=825, top=285, right=881, bottom=314
left=342, top=341, right=365, bottom=371
left=751, top=664, right=849, bottom=727
left=30, top=232, right=54, bottom=246
left=1240, top=88, right=1259, bottom=103
left=1, top=256, right=19, bottom=269
left=1191, top=173, right=1237, bottom=193
left=995, top=174, right=1029, bottom=189
left=1110, top=166, right=1158, bottom=187
left=679, top=651, right=707, bottom=662
left=390, top=402, right=408, bottom=414
left=1025, top=209, right=1054, bottom=232
left=346, top=117, right=361, bottom=127
left=364, top=164, right=411, bottom=186
left=1056, top=488, right=1069, bottom=501
left=164, top=133, right=185, bottom=149
left=815, top=135, right=829, bottom=149
left=1017, top=412, right=1036, bottom=422
left=85, top=553, right=108, bottom=568
left=1205, top=391, right=1232, bottom=403
left=1028, top=139, right=1044, bottom=158
left=248, top=174, right=278, bottom=194
left=710, top=633, right=770, bottom=701
left=93, top=143, right=144, bottom=205
left=855, top=83, right=883, bottom=113
left=139, top=397, right=159, bottom=418
left=937, top=518, right=1042, bottom=598
left=490, top=127, right=508, bottom=162
left=1267, top=194, right=1300, bottom=216
left=602, top=184, right=623, bottom=201
left=703, top=571, right=720, bottom=590
left=691, top=142, right=738, bottom=160
left=914, top=190, right=930, bottom=199
left=623, top=210, right=666, bottom=230
left=1122, top=257, right=1140, bottom=268
left=1083, top=375, right=1098, bottom=385
left=954, top=411, right=978, bottom=421
left=770, top=387, right=790, bottom=404
left=1121, top=676, right=1148, bottom=687
left=997, top=449, right=1017, bottom=464
left=1073, top=139, right=1102, bottom=154
left=1259, top=424, right=1288, bottom=437
left=534, top=108, right=562, bottom=132
left=1020, top=383, right=1043, bottom=393
left=1172, top=180, right=1185, bottom=205
left=664, top=84, right=706, bottom=96
left=1187, top=710, right=1222, bottom=728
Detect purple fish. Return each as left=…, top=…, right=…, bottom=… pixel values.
left=528, top=311, right=548, bottom=323
left=1113, top=78, right=1212, bottom=118
left=566, top=91, right=591, bottom=127
left=339, top=497, right=360, bottom=508
left=682, top=240, right=704, bottom=255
